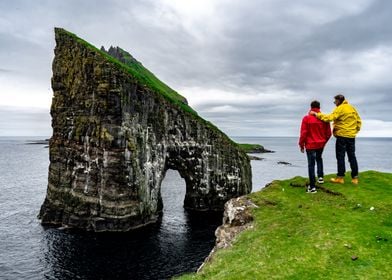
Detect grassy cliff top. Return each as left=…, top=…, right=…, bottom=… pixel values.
left=102, top=45, right=190, bottom=109
left=55, top=27, right=196, bottom=115
left=178, top=171, right=392, bottom=279
left=237, top=143, right=273, bottom=153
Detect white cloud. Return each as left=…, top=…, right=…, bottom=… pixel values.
left=0, top=76, right=52, bottom=108
left=159, top=0, right=223, bottom=40
left=359, top=119, right=392, bottom=137
left=206, top=105, right=241, bottom=113
left=182, top=86, right=302, bottom=108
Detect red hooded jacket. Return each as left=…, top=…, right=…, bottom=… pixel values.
left=299, top=108, right=331, bottom=150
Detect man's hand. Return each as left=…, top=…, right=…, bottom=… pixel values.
left=300, top=147, right=304, bottom=153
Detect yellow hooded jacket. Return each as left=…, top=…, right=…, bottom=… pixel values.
left=316, top=100, right=361, bottom=138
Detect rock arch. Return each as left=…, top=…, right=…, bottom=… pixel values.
left=39, top=28, right=252, bottom=231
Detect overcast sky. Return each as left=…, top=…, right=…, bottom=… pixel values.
left=1, top=0, right=392, bottom=137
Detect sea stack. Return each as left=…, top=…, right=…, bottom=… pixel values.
left=39, top=28, right=252, bottom=231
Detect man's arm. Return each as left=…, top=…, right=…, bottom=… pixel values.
left=354, top=108, right=362, bottom=132
left=299, top=117, right=308, bottom=153
left=310, top=107, right=340, bottom=122
left=325, top=121, right=332, bottom=141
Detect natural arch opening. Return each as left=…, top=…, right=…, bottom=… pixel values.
left=158, top=168, right=223, bottom=235
left=160, top=169, right=187, bottom=223
left=156, top=168, right=223, bottom=273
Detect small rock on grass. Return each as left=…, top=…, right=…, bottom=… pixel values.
left=344, top=244, right=352, bottom=249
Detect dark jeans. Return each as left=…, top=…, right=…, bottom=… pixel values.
left=335, top=136, right=359, bottom=178
left=306, top=148, right=324, bottom=187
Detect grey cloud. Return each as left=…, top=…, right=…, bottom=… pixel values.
left=186, top=0, right=391, bottom=92
left=0, top=68, right=12, bottom=73
left=0, top=32, right=53, bottom=83
left=303, top=1, right=392, bottom=54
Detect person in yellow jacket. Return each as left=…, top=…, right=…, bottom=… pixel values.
left=310, top=94, right=361, bottom=184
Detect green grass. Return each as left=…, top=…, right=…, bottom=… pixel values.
left=176, top=171, right=392, bottom=279
left=107, top=46, right=191, bottom=112
left=238, top=143, right=267, bottom=153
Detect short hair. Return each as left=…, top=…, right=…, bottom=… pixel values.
left=310, top=100, right=320, bottom=108
left=334, top=94, right=345, bottom=102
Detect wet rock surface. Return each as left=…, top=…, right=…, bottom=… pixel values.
left=39, top=28, right=252, bottom=231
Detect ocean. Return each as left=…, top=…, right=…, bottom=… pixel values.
left=0, top=136, right=391, bottom=279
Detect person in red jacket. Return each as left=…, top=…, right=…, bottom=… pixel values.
left=299, top=100, right=332, bottom=193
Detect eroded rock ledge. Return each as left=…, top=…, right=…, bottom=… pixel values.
left=198, top=196, right=257, bottom=272
left=38, top=28, right=252, bottom=231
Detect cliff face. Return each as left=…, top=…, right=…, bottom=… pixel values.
left=39, top=28, right=252, bottom=231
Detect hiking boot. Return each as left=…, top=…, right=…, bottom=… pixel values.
left=330, top=177, right=345, bottom=184
left=306, top=186, right=317, bottom=193
left=317, top=177, right=324, bottom=184
left=351, top=178, right=359, bottom=185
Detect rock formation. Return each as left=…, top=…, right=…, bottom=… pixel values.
left=39, top=28, right=252, bottom=231
left=197, top=196, right=257, bottom=272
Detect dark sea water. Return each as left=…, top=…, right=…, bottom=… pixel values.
left=1, top=136, right=391, bottom=279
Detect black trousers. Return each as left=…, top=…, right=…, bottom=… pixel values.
left=335, top=136, right=359, bottom=178
left=306, top=148, right=324, bottom=187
